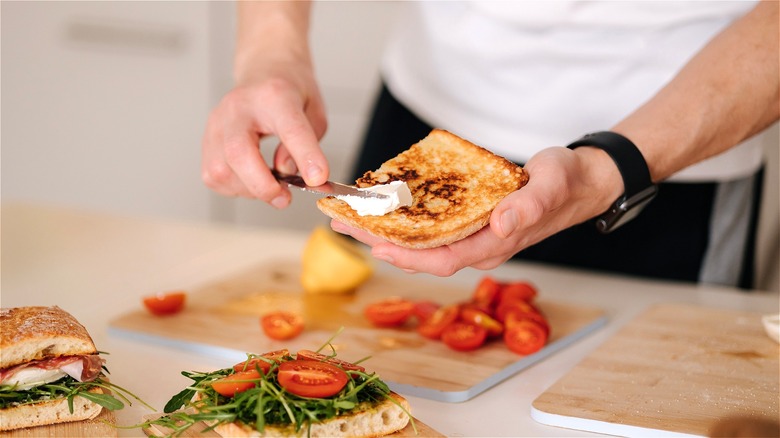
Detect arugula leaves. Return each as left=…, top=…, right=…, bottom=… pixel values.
left=139, top=350, right=404, bottom=438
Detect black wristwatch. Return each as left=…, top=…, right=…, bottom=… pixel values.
left=567, top=131, right=658, bottom=233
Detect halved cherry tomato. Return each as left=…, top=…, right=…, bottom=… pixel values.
left=296, top=349, right=365, bottom=374
left=441, top=322, right=488, bottom=351
left=143, top=291, right=186, bottom=316
left=364, top=297, right=415, bottom=327
left=417, top=304, right=459, bottom=340
left=211, top=369, right=261, bottom=397
left=495, top=299, right=541, bottom=323
left=472, top=277, right=501, bottom=311
left=505, top=310, right=550, bottom=337
left=460, top=307, right=504, bottom=337
left=233, top=349, right=290, bottom=373
left=503, top=320, right=548, bottom=355
left=412, top=300, right=441, bottom=322
left=261, top=311, right=304, bottom=340
left=499, top=281, right=537, bottom=303
left=277, top=360, right=349, bottom=398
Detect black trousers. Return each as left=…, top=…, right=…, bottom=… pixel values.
left=351, top=84, right=762, bottom=288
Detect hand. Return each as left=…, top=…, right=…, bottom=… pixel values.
left=200, top=1, right=328, bottom=208
left=331, top=146, right=622, bottom=276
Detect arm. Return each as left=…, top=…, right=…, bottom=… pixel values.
left=201, top=1, right=329, bottom=208
left=336, top=1, right=779, bottom=276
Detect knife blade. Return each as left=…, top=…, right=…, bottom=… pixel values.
left=272, top=169, right=390, bottom=199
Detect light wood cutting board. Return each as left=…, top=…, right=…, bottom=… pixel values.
left=110, top=260, right=605, bottom=402
left=531, top=303, right=779, bottom=437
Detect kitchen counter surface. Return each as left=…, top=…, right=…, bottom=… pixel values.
left=2, top=202, right=778, bottom=437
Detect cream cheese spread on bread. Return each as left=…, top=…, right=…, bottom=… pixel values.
left=337, top=181, right=412, bottom=216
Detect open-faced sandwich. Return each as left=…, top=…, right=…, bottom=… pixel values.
left=0, top=306, right=144, bottom=431
left=317, top=129, right=529, bottom=249
left=144, top=346, right=412, bottom=437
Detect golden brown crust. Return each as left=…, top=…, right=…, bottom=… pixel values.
left=209, top=392, right=410, bottom=438
left=317, top=129, right=528, bottom=249
left=0, top=306, right=97, bottom=369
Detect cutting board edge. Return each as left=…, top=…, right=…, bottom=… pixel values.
left=530, top=404, right=703, bottom=438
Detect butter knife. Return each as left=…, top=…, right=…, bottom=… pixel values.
left=272, top=169, right=389, bottom=199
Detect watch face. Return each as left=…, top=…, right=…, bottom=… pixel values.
left=596, top=186, right=658, bottom=233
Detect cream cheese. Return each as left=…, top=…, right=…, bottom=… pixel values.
left=337, top=181, right=413, bottom=216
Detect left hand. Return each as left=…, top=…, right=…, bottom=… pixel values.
left=331, top=146, right=622, bottom=276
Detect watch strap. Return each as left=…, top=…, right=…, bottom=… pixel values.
left=566, top=131, right=653, bottom=198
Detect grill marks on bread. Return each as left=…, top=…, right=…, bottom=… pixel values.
left=317, top=129, right=529, bottom=249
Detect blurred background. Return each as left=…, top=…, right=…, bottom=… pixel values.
left=2, top=1, right=777, bottom=292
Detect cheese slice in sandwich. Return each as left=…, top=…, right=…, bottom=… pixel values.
left=0, top=306, right=106, bottom=431
left=317, top=129, right=529, bottom=249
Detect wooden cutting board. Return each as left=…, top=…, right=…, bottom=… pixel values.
left=0, top=409, right=117, bottom=437
left=531, top=303, right=780, bottom=437
left=110, top=260, right=605, bottom=402
left=141, top=413, right=444, bottom=437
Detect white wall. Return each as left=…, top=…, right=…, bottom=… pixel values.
left=1, top=1, right=214, bottom=221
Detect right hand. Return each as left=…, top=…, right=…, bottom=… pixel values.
left=201, top=59, right=328, bottom=208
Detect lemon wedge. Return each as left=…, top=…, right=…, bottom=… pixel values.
left=301, top=226, right=373, bottom=294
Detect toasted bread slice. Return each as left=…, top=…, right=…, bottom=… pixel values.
left=317, top=129, right=528, bottom=249
left=0, top=387, right=104, bottom=432
left=200, top=391, right=410, bottom=438
left=0, top=306, right=97, bottom=369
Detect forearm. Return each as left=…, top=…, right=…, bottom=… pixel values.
left=234, top=1, right=313, bottom=85
left=613, top=0, right=779, bottom=182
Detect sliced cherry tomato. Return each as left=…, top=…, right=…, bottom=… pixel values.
left=295, top=349, right=365, bottom=374
left=417, top=304, right=459, bottom=340
left=412, top=300, right=441, bottom=322
left=143, top=291, right=186, bottom=316
left=472, top=277, right=501, bottom=311
left=233, top=349, right=290, bottom=373
left=499, top=281, right=538, bottom=303
left=505, top=310, right=550, bottom=337
left=503, top=320, right=548, bottom=355
left=277, top=360, right=349, bottom=398
left=261, top=311, right=304, bottom=340
left=495, top=299, right=541, bottom=323
left=211, top=369, right=261, bottom=397
left=364, top=297, right=415, bottom=327
left=460, top=307, right=504, bottom=337
left=441, top=322, right=488, bottom=351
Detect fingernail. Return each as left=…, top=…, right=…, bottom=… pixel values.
left=306, top=163, right=323, bottom=183
left=280, top=158, right=297, bottom=174
left=499, top=209, right=518, bottom=237
left=271, top=195, right=289, bottom=209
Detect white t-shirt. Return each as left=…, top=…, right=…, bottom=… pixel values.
left=381, top=1, right=765, bottom=182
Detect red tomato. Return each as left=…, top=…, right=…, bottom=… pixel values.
left=261, top=311, right=304, bottom=340
left=505, top=310, right=550, bottom=337
left=412, top=300, right=441, bottom=322
left=499, top=281, right=537, bottom=303
left=211, top=369, right=262, bottom=397
left=364, top=298, right=415, bottom=327
left=495, top=299, right=541, bottom=323
left=460, top=307, right=504, bottom=337
left=441, top=322, right=488, bottom=351
left=143, top=291, right=186, bottom=316
left=503, top=320, right=548, bottom=355
left=417, top=304, right=459, bottom=340
left=472, top=277, right=501, bottom=311
left=233, top=349, right=290, bottom=373
left=295, top=349, right=365, bottom=374
left=277, top=360, right=349, bottom=398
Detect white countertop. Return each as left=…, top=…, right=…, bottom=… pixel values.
left=2, top=202, right=777, bottom=437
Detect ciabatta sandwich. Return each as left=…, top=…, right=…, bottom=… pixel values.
left=0, top=306, right=129, bottom=431
left=317, top=129, right=529, bottom=249
left=144, top=348, right=412, bottom=437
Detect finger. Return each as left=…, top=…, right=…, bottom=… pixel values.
left=267, top=95, right=329, bottom=186
left=273, top=144, right=297, bottom=175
